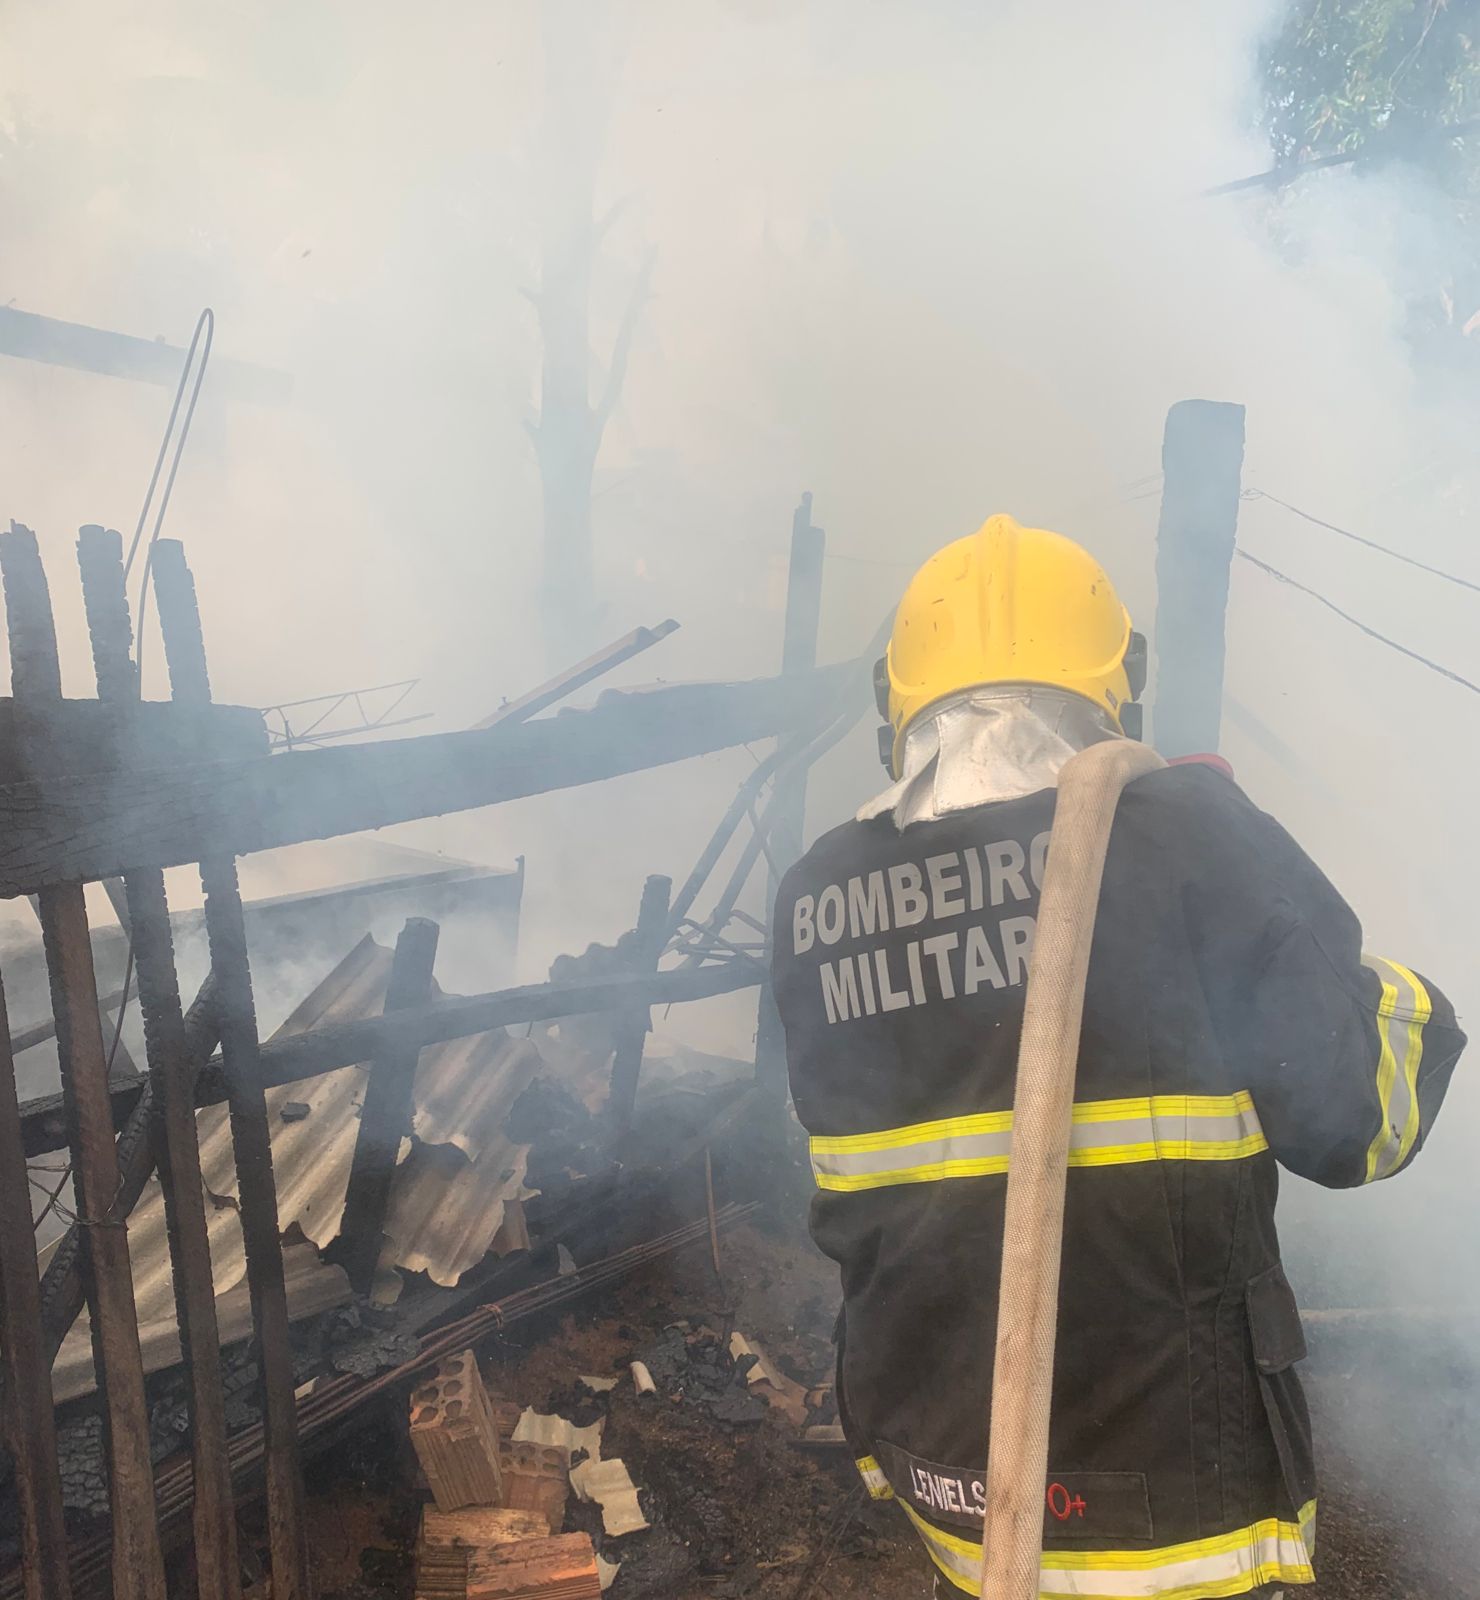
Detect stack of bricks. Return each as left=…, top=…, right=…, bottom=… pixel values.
left=410, top=1350, right=504, bottom=1512
left=413, top=1508, right=600, bottom=1600
left=408, top=1349, right=585, bottom=1596
left=490, top=1401, right=571, bottom=1533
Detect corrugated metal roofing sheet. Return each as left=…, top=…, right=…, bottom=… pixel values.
left=50, top=933, right=547, bottom=1399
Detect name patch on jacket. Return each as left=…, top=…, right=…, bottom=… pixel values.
left=875, top=1441, right=1152, bottom=1539
left=789, top=834, right=1050, bottom=1025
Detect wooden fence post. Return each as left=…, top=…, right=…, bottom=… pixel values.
left=755, top=495, right=825, bottom=1103
left=1152, top=400, right=1246, bottom=757
left=149, top=539, right=312, bottom=1600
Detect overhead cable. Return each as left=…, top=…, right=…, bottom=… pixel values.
left=1244, top=488, right=1480, bottom=596
left=1235, top=547, right=1480, bottom=697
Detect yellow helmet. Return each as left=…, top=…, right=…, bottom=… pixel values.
left=875, top=514, right=1145, bottom=776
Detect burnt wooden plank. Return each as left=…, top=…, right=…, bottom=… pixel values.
left=0, top=526, right=167, bottom=1600
left=0, top=696, right=267, bottom=780
left=77, top=525, right=241, bottom=1600
left=0, top=971, right=71, bottom=1600
left=607, top=875, right=672, bottom=1130
left=0, top=659, right=856, bottom=896
left=336, top=916, right=440, bottom=1295
left=151, top=539, right=311, bottom=1600
left=37, top=974, right=219, bottom=1356
left=21, top=959, right=764, bottom=1155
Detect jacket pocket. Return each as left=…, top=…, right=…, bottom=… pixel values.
left=1246, top=1263, right=1316, bottom=1516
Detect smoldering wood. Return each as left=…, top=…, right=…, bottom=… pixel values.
left=150, top=538, right=312, bottom=1600
left=0, top=651, right=857, bottom=898
left=335, top=916, right=441, bottom=1295
left=76, top=524, right=241, bottom=1600
left=0, top=526, right=168, bottom=1600
left=20, top=959, right=764, bottom=1155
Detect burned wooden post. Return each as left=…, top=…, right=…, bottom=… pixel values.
left=337, top=916, right=441, bottom=1296
left=607, top=874, right=673, bottom=1130
left=0, top=974, right=71, bottom=1600
left=0, top=524, right=167, bottom=1600
left=149, top=538, right=311, bottom=1600
left=76, top=525, right=241, bottom=1600
left=1152, top=400, right=1246, bottom=757
left=38, top=975, right=219, bottom=1362
left=754, top=494, right=826, bottom=1103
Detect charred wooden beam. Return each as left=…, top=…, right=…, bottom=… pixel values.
left=151, top=540, right=310, bottom=1600
left=21, top=958, right=766, bottom=1156
left=335, top=916, right=440, bottom=1295
left=0, top=526, right=167, bottom=1600
left=607, top=875, right=672, bottom=1130
left=37, top=975, right=219, bottom=1356
left=0, top=650, right=858, bottom=897
left=473, top=618, right=679, bottom=729
left=0, top=306, right=291, bottom=404
left=77, top=526, right=241, bottom=1600
left=0, top=696, right=268, bottom=781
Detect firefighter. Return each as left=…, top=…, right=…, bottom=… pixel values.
left=770, top=514, right=1465, bottom=1599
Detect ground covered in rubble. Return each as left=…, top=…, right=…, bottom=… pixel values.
left=298, top=1212, right=1477, bottom=1600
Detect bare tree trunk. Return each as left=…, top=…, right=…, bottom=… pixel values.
left=530, top=0, right=650, bottom=669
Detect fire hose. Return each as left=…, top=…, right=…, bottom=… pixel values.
left=979, top=737, right=1165, bottom=1600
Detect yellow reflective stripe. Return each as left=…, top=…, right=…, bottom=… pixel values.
left=900, top=1499, right=1317, bottom=1597
left=1070, top=1093, right=1258, bottom=1124
left=810, top=1109, right=1013, bottom=1156
left=1362, top=955, right=1432, bottom=1183
left=821, top=1155, right=1011, bottom=1192
left=854, top=1454, right=893, bottom=1500
left=1068, top=1135, right=1269, bottom=1167
left=811, top=1093, right=1267, bottom=1193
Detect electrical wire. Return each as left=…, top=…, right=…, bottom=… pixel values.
left=103, top=307, right=216, bottom=1080
left=1244, top=488, right=1480, bottom=596
left=126, top=306, right=215, bottom=673
left=1235, top=547, right=1480, bottom=697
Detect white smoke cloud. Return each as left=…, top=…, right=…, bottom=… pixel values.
left=2, top=0, right=1477, bottom=1564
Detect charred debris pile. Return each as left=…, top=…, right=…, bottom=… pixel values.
left=0, top=506, right=878, bottom=1600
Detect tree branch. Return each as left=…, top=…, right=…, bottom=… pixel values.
left=594, top=248, right=655, bottom=433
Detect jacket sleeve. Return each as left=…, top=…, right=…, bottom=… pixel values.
left=1182, top=781, right=1465, bottom=1189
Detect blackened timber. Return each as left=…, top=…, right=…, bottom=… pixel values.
left=77, top=525, right=241, bottom=1600
left=0, top=659, right=859, bottom=898
left=756, top=494, right=826, bottom=1104
left=608, top=876, right=672, bottom=1129
left=0, top=306, right=291, bottom=404
left=473, top=618, right=680, bottom=729
left=0, top=973, right=71, bottom=1600
left=20, top=959, right=765, bottom=1154
left=1152, top=400, right=1246, bottom=758
left=150, top=539, right=311, bottom=1600
left=37, top=976, right=219, bottom=1355
left=335, top=917, right=440, bottom=1295
left=0, top=527, right=168, bottom=1600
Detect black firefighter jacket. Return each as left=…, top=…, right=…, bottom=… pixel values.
left=772, top=761, right=1464, bottom=1599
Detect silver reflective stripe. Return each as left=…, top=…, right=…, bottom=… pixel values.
left=903, top=1500, right=1317, bottom=1597
left=1361, top=955, right=1432, bottom=1183
left=811, top=1094, right=1267, bottom=1193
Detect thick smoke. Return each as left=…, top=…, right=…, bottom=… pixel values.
left=2, top=0, right=1476, bottom=1569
